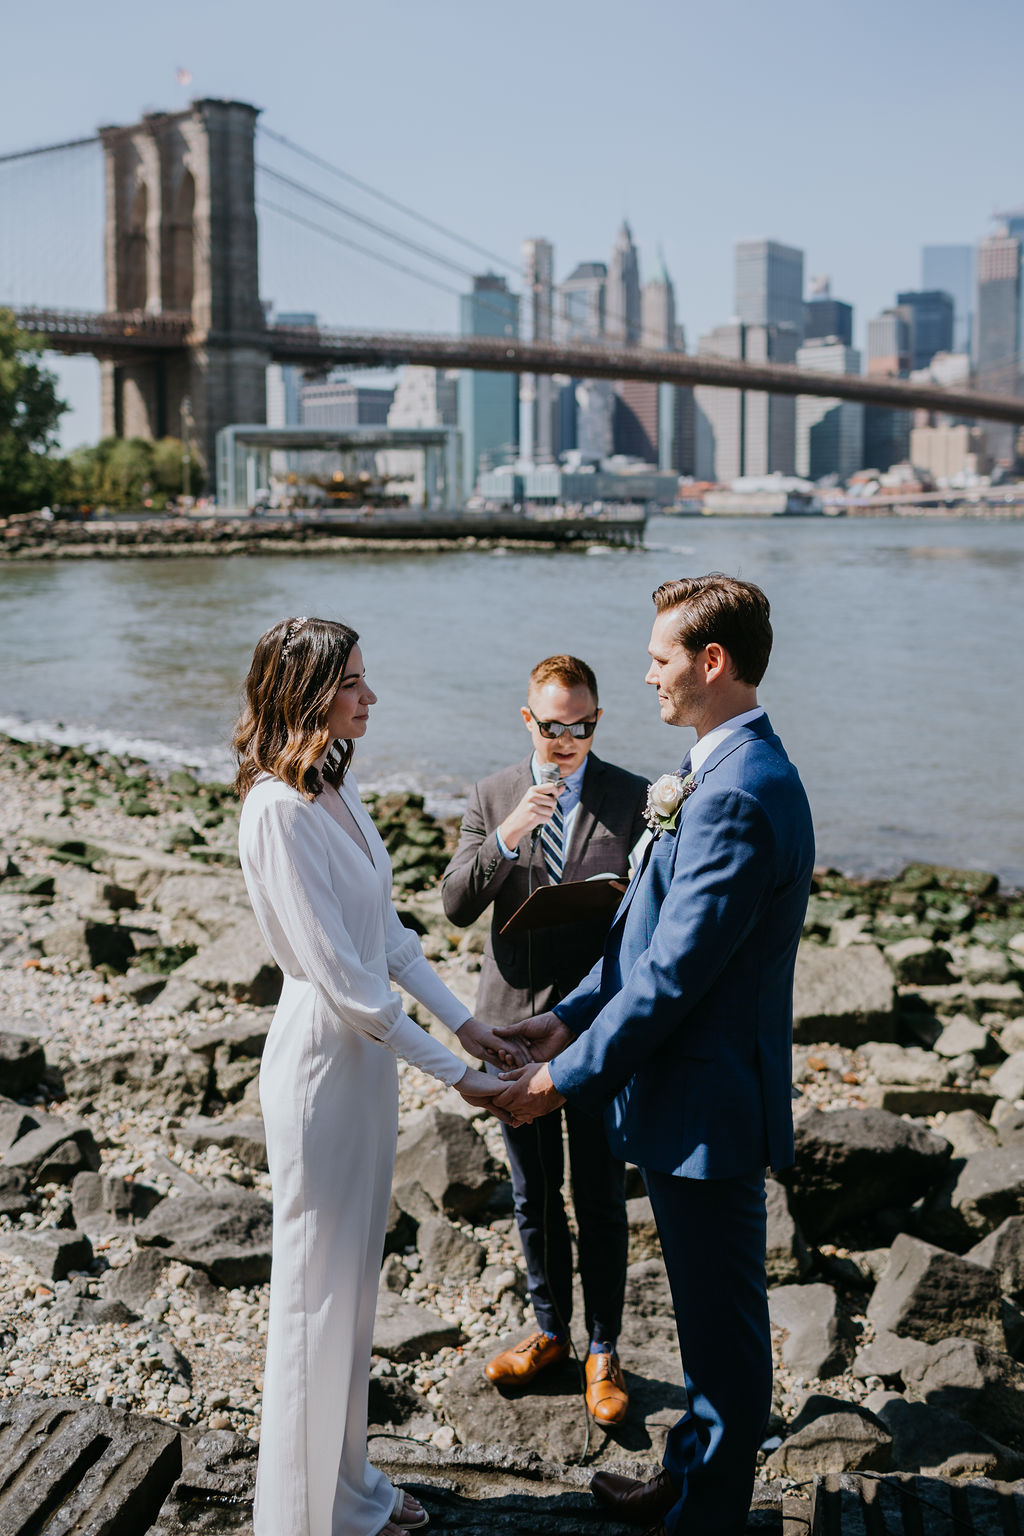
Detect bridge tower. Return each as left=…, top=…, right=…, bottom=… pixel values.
left=98, top=99, right=269, bottom=484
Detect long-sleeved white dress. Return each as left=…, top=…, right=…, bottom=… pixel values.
left=238, top=773, right=471, bottom=1536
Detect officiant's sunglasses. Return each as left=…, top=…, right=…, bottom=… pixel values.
left=529, top=710, right=599, bottom=740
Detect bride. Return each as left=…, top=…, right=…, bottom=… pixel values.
left=235, top=616, right=512, bottom=1536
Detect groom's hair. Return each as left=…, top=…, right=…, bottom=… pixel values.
left=653, top=574, right=772, bottom=686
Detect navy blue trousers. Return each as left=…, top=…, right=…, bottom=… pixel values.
left=502, top=1100, right=627, bottom=1343
left=644, top=1167, right=770, bottom=1536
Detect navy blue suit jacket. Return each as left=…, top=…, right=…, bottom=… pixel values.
left=548, top=714, right=814, bottom=1180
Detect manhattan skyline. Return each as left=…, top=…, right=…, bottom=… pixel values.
left=2, top=0, right=1021, bottom=447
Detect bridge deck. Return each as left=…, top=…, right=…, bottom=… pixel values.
left=7, top=308, right=1024, bottom=426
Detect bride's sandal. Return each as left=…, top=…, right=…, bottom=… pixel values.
left=392, top=1490, right=429, bottom=1529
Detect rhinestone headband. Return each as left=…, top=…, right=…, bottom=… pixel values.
left=281, top=617, right=309, bottom=657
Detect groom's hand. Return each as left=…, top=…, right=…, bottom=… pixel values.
left=457, top=1016, right=530, bottom=1068
left=494, top=1011, right=572, bottom=1063
left=493, top=1062, right=565, bottom=1126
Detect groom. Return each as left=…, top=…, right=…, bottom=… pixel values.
left=491, top=575, right=814, bottom=1536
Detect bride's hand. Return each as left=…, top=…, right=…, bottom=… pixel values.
left=455, top=1066, right=514, bottom=1124
left=457, top=1016, right=531, bottom=1069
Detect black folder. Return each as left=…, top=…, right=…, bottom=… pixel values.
left=499, top=876, right=627, bottom=936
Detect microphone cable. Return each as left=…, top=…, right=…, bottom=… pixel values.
left=524, top=766, right=592, bottom=1464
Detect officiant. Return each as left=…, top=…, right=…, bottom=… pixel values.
left=441, top=654, right=647, bottom=1424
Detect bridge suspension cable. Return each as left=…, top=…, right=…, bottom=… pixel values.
left=258, top=124, right=518, bottom=276
left=258, top=199, right=468, bottom=300
left=0, top=134, right=99, bottom=167
left=257, top=162, right=481, bottom=281
left=256, top=157, right=652, bottom=343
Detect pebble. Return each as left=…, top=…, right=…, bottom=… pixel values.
left=1, top=735, right=1021, bottom=1473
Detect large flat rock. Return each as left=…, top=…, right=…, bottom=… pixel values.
left=392, top=1108, right=498, bottom=1219
left=63, top=1048, right=210, bottom=1117
left=792, top=943, right=896, bottom=1046
left=0, top=1393, right=181, bottom=1535
left=135, top=1189, right=273, bottom=1286
left=372, top=1291, right=461, bottom=1360
left=868, top=1233, right=1006, bottom=1349
left=151, top=1428, right=256, bottom=1534
left=174, top=1116, right=268, bottom=1171
left=175, top=917, right=282, bottom=1006
left=781, top=1107, right=951, bottom=1239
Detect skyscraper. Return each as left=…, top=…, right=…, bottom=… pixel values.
left=640, top=254, right=676, bottom=350
left=694, top=324, right=746, bottom=482
left=742, top=324, right=798, bottom=477
left=556, top=261, right=606, bottom=341
left=976, top=231, right=1022, bottom=393
left=866, top=309, right=912, bottom=377
left=976, top=226, right=1023, bottom=465
left=922, top=245, right=975, bottom=355
left=457, top=274, right=519, bottom=498
left=864, top=308, right=911, bottom=471
left=615, top=254, right=678, bottom=464
left=694, top=321, right=797, bottom=480
left=266, top=311, right=318, bottom=428
left=300, top=379, right=394, bottom=427
left=520, top=238, right=555, bottom=464
left=605, top=222, right=641, bottom=345
left=735, top=240, right=805, bottom=336
left=895, top=290, right=955, bottom=371
left=265, top=310, right=318, bottom=479
left=795, top=339, right=864, bottom=481
left=554, top=260, right=606, bottom=460
left=803, top=277, right=853, bottom=347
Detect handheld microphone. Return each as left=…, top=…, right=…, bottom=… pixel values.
left=533, top=761, right=562, bottom=846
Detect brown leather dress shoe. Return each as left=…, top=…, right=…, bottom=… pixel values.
left=484, top=1331, right=569, bottom=1387
left=584, top=1350, right=629, bottom=1424
left=590, top=1466, right=678, bottom=1524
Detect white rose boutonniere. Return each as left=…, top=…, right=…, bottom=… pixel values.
left=643, top=771, right=697, bottom=837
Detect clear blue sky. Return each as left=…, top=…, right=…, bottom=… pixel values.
left=2, top=0, right=1022, bottom=447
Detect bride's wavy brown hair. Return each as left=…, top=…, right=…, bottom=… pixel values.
left=234, top=617, right=360, bottom=802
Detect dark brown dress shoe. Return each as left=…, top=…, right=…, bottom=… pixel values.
left=590, top=1466, right=678, bottom=1524
left=484, top=1331, right=569, bottom=1387
left=584, top=1350, right=629, bottom=1424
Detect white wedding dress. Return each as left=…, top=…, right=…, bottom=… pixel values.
left=238, top=773, right=471, bottom=1536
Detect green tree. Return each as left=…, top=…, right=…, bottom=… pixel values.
left=151, top=437, right=186, bottom=499
left=96, top=437, right=155, bottom=509
left=0, top=308, right=67, bottom=513
left=63, top=442, right=102, bottom=508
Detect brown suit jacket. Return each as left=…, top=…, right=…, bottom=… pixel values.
left=441, top=753, right=649, bottom=1027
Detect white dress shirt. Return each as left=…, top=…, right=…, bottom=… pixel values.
left=688, top=706, right=765, bottom=774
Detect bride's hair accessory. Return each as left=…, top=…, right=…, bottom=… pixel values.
left=281, top=617, right=310, bottom=657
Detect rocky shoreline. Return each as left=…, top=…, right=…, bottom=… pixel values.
left=0, top=512, right=623, bottom=561
left=1, top=731, right=1024, bottom=1532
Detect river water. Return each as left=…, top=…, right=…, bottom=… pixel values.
left=2, top=515, right=1023, bottom=884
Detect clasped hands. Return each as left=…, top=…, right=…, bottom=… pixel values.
left=455, top=1012, right=570, bottom=1127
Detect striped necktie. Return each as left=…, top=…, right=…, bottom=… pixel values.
left=540, top=793, right=564, bottom=883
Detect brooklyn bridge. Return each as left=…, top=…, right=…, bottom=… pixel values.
left=3, top=97, right=1023, bottom=485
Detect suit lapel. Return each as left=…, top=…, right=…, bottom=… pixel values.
left=608, top=716, right=778, bottom=940
left=563, top=755, right=604, bottom=878
left=606, top=824, right=657, bottom=938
